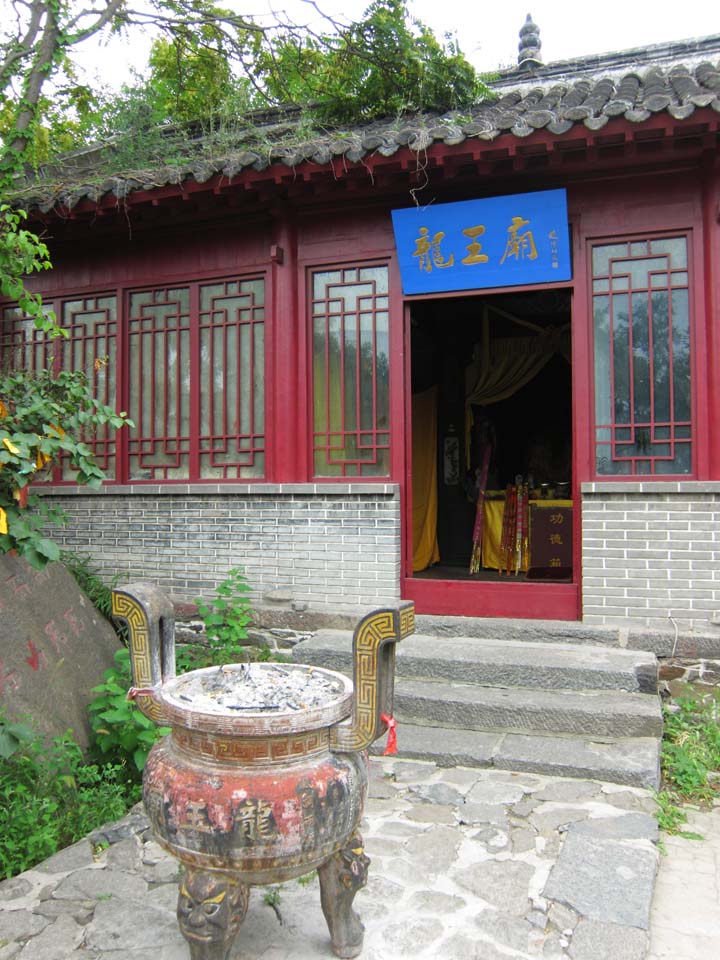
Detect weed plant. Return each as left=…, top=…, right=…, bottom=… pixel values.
left=177, top=567, right=271, bottom=671
left=193, top=567, right=252, bottom=661
left=656, top=693, right=720, bottom=837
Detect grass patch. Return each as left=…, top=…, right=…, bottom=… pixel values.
left=656, top=693, right=720, bottom=838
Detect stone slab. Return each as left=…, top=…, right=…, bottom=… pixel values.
left=369, top=721, right=501, bottom=767
left=543, top=821, right=658, bottom=929
left=371, top=723, right=660, bottom=788
left=0, top=555, right=120, bottom=748
left=209, top=604, right=720, bottom=660
left=573, top=813, right=658, bottom=843
left=84, top=899, right=180, bottom=952
left=393, top=680, right=663, bottom=738
left=16, top=914, right=84, bottom=960
left=295, top=631, right=658, bottom=692
left=413, top=614, right=720, bottom=659
left=570, top=919, right=648, bottom=960
left=494, top=734, right=661, bottom=790
left=454, top=859, right=535, bottom=916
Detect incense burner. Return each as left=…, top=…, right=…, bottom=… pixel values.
left=111, top=583, right=414, bottom=960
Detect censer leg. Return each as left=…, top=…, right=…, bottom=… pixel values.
left=318, top=831, right=370, bottom=959
left=176, top=867, right=250, bottom=960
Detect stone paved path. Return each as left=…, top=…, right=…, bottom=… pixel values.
left=648, top=806, right=720, bottom=960
left=0, top=756, right=708, bottom=960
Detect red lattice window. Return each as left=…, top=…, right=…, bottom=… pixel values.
left=311, top=265, right=390, bottom=477
left=128, top=279, right=266, bottom=481
left=61, top=295, right=118, bottom=480
left=1, top=297, right=119, bottom=481
left=1, top=275, right=265, bottom=484
left=128, top=287, right=191, bottom=481
left=592, top=237, right=692, bottom=476
left=199, top=279, right=265, bottom=479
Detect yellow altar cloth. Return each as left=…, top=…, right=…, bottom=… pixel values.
left=481, top=496, right=573, bottom=571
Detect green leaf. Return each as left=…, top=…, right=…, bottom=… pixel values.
left=99, top=709, right=132, bottom=724
left=0, top=731, right=19, bottom=759
left=36, top=539, right=60, bottom=562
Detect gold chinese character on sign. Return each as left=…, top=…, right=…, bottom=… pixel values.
left=549, top=534, right=563, bottom=545
left=500, top=216, right=538, bottom=264
left=549, top=558, right=562, bottom=568
left=461, top=225, right=489, bottom=264
left=412, top=227, right=454, bottom=272
left=549, top=513, right=565, bottom=525
left=412, top=227, right=432, bottom=272
left=430, top=230, right=454, bottom=268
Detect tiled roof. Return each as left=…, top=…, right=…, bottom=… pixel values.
left=15, top=35, right=720, bottom=215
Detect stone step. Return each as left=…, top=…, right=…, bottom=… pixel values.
left=368, top=722, right=661, bottom=789
left=414, top=614, right=720, bottom=658
left=297, top=631, right=658, bottom=692
left=393, top=678, right=662, bottom=739
left=292, top=628, right=663, bottom=787
left=251, top=603, right=720, bottom=658
left=415, top=614, right=633, bottom=647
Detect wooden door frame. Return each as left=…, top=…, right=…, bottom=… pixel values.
left=400, top=280, right=582, bottom=620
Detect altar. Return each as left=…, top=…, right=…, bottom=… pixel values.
left=481, top=494, right=573, bottom=576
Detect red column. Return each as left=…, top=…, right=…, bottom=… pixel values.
left=269, top=206, right=301, bottom=481
left=701, top=152, right=720, bottom=478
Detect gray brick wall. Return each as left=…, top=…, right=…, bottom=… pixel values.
left=41, top=483, right=401, bottom=611
left=581, top=482, right=720, bottom=630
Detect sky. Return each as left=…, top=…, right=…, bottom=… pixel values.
left=73, top=0, right=720, bottom=88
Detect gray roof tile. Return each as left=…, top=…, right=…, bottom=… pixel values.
left=15, top=37, right=720, bottom=214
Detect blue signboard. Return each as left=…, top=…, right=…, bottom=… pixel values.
left=391, top=189, right=571, bottom=295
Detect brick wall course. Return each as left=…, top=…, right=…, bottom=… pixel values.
left=41, top=486, right=401, bottom=612
left=582, top=484, right=720, bottom=630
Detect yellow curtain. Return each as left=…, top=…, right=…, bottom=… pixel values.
left=412, top=386, right=440, bottom=572
left=465, top=327, right=569, bottom=466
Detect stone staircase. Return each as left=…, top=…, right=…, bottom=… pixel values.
left=292, top=621, right=663, bottom=789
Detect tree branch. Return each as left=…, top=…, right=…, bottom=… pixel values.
left=6, top=3, right=61, bottom=162
left=64, top=0, right=128, bottom=45
left=0, top=0, right=45, bottom=94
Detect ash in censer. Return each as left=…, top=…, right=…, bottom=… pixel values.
left=167, top=663, right=347, bottom=715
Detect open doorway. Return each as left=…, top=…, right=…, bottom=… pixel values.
left=409, top=289, right=573, bottom=590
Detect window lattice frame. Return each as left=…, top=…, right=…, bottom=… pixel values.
left=1, top=274, right=266, bottom=483
left=591, top=235, right=693, bottom=477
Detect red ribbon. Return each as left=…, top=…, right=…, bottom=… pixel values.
left=380, top=713, right=398, bottom=755
left=127, top=687, right=156, bottom=701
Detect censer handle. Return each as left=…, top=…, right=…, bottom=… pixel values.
left=111, top=582, right=176, bottom=724
left=329, top=602, right=415, bottom=753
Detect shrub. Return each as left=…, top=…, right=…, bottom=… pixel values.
left=0, top=712, right=139, bottom=879
left=62, top=550, right=128, bottom=641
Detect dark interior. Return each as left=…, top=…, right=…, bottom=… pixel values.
left=411, top=290, right=572, bottom=574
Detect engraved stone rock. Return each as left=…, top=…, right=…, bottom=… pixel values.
left=0, top=555, right=120, bottom=748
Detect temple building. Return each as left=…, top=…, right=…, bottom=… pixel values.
left=4, top=17, right=720, bottom=630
